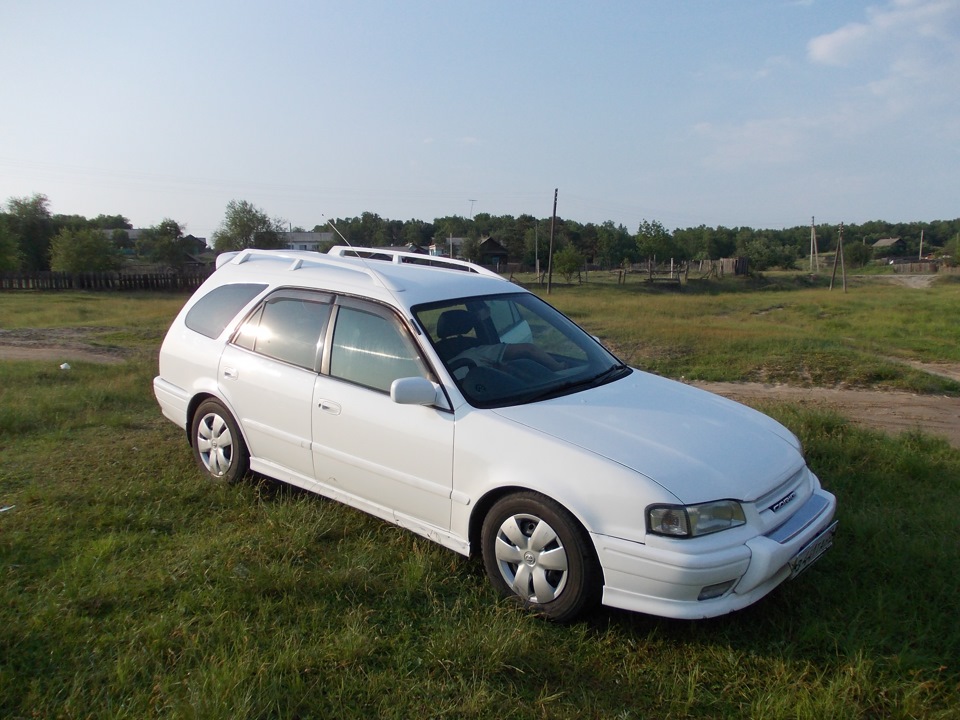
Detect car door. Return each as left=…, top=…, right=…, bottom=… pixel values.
left=218, top=290, right=333, bottom=484
left=311, top=297, right=454, bottom=531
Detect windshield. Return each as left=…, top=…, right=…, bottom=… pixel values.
left=413, top=292, right=630, bottom=408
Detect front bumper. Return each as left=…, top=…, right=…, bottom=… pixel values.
left=593, top=488, right=838, bottom=619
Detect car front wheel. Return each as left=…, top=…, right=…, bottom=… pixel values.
left=190, top=399, right=249, bottom=484
left=481, top=492, right=600, bottom=622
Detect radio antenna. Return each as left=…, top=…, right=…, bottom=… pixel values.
left=322, top=214, right=424, bottom=334
left=324, top=215, right=351, bottom=247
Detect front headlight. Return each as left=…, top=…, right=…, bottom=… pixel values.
left=647, top=500, right=746, bottom=538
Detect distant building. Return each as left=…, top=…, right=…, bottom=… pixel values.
left=430, top=237, right=465, bottom=259
left=279, top=231, right=334, bottom=252
left=478, top=237, right=509, bottom=269
left=872, top=237, right=905, bottom=254
left=182, top=234, right=209, bottom=254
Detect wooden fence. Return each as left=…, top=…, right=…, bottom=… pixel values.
left=892, top=262, right=938, bottom=274
left=0, top=269, right=213, bottom=292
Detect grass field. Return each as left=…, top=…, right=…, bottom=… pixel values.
left=1, top=279, right=958, bottom=719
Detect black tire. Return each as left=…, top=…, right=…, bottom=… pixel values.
left=481, top=491, right=600, bottom=622
left=190, top=399, right=249, bottom=484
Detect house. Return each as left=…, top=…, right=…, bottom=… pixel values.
left=872, top=237, right=905, bottom=254
left=279, top=231, right=334, bottom=252
left=478, top=237, right=509, bottom=269
left=182, top=234, right=209, bottom=255
left=429, top=236, right=465, bottom=259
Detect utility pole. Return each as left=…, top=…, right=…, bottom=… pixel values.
left=919, top=228, right=924, bottom=260
left=547, top=188, right=558, bottom=295
left=535, top=222, right=540, bottom=282
left=829, top=222, right=847, bottom=293
left=810, top=216, right=819, bottom=272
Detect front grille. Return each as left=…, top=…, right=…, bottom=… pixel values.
left=766, top=493, right=832, bottom=544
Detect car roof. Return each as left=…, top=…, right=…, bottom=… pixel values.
left=212, top=247, right=521, bottom=310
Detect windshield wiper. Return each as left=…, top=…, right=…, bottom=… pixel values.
left=588, top=363, right=630, bottom=386
left=521, top=363, right=630, bottom=403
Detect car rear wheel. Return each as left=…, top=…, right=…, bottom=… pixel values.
left=481, top=492, right=600, bottom=622
left=191, top=399, right=249, bottom=484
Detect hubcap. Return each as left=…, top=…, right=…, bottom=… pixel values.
left=196, top=412, right=234, bottom=477
left=494, top=513, right=569, bottom=603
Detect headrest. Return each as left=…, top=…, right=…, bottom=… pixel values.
left=436, top=309, right=475, bottom=339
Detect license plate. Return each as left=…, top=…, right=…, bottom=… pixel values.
left=789, top=521, right=838, bottom=579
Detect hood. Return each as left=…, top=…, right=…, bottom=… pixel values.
left=493, top=370, right=804, bottom=504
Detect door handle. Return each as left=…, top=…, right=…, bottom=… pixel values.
left=318, top=399, right=342, bottom=416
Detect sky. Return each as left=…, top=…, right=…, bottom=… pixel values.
left=1, top=0, right=958, bottom=239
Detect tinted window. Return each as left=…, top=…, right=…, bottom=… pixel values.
left=185, top=283, right=266, bottom=339
left=330, top=305, right=425, bottom=392
left=414, top=292, right=627, bottom=408
left=235, top=295, right=332, bottom=369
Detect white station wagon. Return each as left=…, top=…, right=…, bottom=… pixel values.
left=154, top=247, right=837, bottom=621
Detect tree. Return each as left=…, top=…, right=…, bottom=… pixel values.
left=212, top=200, right=285, bottom=252
left=731, top=228, right=800, bottom=271
left=0, top=215, right=21, bottom=271
left=110, top=228, right=133, bottom=251
left=433, top=215, right=474, bottom=245
left=941, top=234, right=960, bottom=267
left=553, top=245, right=584, bottom=282
left=844, top=240, right=873, bottom=269
left=636, top=219, right=679, bottom=261
left=49, top=227, right=122, bottom=272
left=7, top=193, right=54, bottom=271
left=461, top=236, right=481, bottom=262
left=91, top=214, right=132, bottom=230
left=401, top=219, right=435, bottom=248
left=596, top=221, right=635, bottom=268
left=138, top=219, right=193, bottom=268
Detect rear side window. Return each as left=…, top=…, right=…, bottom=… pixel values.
left=185, top=283, right=266, bottom=339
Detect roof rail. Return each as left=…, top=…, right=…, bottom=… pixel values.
left=215, top=248, right=401, bottom=291
left=326, top=246, right=504, bottom=279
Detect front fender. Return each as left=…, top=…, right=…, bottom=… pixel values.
left=451, top=408, right=673, bottom=545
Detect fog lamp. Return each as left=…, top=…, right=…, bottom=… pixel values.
left=698, top=580, right=737, bottom=601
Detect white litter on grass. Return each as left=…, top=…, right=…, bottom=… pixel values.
left=0, top=506, right=15, bottom=513
left=60, top=363, right=71, bottom=370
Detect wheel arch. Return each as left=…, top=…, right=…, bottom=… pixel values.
left=186, top=392, right=250, bottom=451
left=468, top=486, right=604, bottom=584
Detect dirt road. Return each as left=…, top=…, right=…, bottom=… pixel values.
left=694, top=381, right=960, bottom=449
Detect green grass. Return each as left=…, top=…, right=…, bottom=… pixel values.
left=532, top=274, right=960, bottom=394
left=1, top=288, right=959, bottom=719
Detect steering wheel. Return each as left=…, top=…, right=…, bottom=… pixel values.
left=447, top=357, right=478, bottom=373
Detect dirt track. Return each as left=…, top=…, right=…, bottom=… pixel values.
left=2, top=327, right=959, bottom=449
left=693, top=381, right=960, bottom=449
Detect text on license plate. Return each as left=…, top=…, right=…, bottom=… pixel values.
left=789, top=521, right=838, bottom=579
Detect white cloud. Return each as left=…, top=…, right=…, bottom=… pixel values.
left=808, top=0, right=960, bottom=70
left=806, top=0, right=960, bottom=125
left=807, top=21, right=871, bottom=66
left=693, top=115, right=821, bottom=171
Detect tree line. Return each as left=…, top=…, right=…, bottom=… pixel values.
left=0, top=194, right=203, bottom=274
left=3, top=192, right=959, bottom=274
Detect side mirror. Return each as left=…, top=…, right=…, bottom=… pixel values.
left=390, top=377, right=442, bottom=406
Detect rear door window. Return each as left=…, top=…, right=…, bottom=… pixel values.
left=233, top=290, right=333, bottom=370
